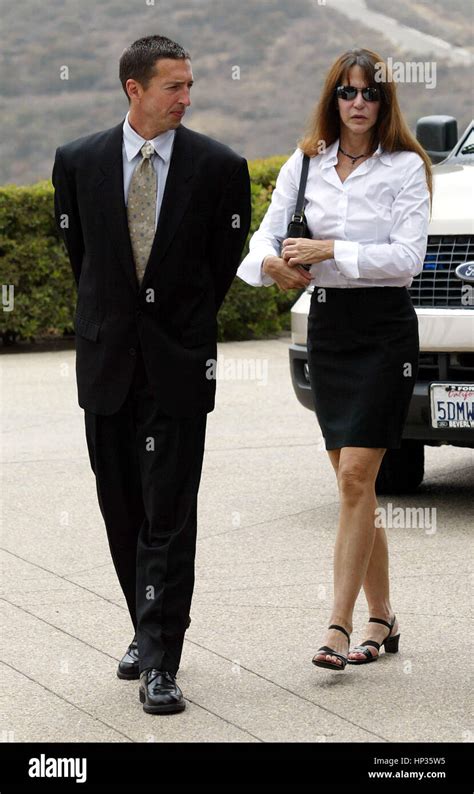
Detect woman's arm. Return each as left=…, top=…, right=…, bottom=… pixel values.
left=262, top=253, right=313, bottom=290
left=237, top=149, right=312, bottom=289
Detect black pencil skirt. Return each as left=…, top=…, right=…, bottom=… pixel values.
left=307, top=286, right=419, bottom=450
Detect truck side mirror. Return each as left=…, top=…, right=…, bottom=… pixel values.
left=415, top=115, right=458, bottom=164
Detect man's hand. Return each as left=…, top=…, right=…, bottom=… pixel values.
left=262, top=255, right=313, bottom=291
left=282, top=238, right=334, bottom=268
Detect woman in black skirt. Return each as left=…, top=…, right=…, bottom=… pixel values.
left=237, top=48, right=432, bottom=670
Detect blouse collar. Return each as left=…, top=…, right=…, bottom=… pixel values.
left=320, top=137, right=392, bottom=168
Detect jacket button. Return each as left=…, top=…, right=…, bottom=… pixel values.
left=129, top=347, right=136, bottom=356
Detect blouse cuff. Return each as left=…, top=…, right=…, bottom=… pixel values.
left=333, top=240, right=360, bottom=280
left=237, top=244, right=277, bottom=287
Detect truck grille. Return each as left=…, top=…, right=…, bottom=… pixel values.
left=409, top=235, right=474, bottom=308
left=418, top=352, right=474, bottom=380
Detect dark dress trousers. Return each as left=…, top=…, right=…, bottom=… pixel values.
left=52, top=120, right=251, bottom=674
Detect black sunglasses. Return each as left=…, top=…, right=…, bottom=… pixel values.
left=336, top=85, right=380, bottom=102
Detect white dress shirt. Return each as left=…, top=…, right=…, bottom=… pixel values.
left=237, top=138, right=430, bottom=288
left=122, top=111, right=176, bottom=230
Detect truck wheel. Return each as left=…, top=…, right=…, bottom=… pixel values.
left=375, top=441, right=425, bottom=495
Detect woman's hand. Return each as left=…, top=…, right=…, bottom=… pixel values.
left=262, top=255, right=313, bottom=291
left=282, top=238, right=334, bottom=268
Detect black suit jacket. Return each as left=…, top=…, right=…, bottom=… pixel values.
left=52, top=120, right=251, bottom=417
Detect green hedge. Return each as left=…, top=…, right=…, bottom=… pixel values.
left=0, top=155, right=300, bottom=344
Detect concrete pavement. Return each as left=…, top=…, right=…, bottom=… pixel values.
left=1, top=337, right=473, bottom=743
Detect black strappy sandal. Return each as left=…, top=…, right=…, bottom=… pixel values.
left=346, top=616, right=400, bottom=665
left=312, top=624, right=351, bottom=671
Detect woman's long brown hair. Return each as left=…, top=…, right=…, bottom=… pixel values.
left=298, top=48, right=433, bottom=209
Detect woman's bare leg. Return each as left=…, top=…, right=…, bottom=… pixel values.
left=313, top=446, right=386, bottom=666
left=348, top=491, right=399, bottom=659
left=323, top=448, right=398, bottom=662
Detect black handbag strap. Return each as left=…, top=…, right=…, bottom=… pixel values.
left=293, top=153, right=310, bottom=221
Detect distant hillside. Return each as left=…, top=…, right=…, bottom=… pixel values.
left=1, top=0, right=472, bottom=185
left=366, top=0, right=473, bottom=48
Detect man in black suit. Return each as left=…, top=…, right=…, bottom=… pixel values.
left=52, top=35, right=251, bottom=714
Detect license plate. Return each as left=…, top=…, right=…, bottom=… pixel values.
left=430, top=382, right=474, bottom=428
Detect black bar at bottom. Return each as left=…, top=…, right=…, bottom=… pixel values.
left=0, top=742, right=470, bottom=793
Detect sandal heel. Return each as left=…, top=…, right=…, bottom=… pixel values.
left=383, top=633, right=400, bottom=654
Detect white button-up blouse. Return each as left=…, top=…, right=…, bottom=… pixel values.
left=237, top=138, right=430, bottom=289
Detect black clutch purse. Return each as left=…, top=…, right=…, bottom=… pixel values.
left=286, top=153, right=311, bottom=270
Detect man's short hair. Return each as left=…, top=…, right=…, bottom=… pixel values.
left=119, top=35, right=190, bottom=101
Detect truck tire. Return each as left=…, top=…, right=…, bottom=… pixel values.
left=375, top=441, right=425, bottom=494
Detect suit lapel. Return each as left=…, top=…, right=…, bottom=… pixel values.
left=94, top=121, right=136, bottom=291
left=94, top=121, right=194, bottom=294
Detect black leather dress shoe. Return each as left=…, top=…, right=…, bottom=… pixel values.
left=117, top=617, right=191, bottom=681
left=117, top=636, right=139, bottom=680
left=139, top=669, right=185, bottom=714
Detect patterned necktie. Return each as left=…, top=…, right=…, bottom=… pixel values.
left=127, top=141, right=157, bottom=286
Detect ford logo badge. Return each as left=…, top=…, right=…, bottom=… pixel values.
left=455, top=262, right=474, bottom=283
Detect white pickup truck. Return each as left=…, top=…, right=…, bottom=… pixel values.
left=289, top=116, right=474, bottom=493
